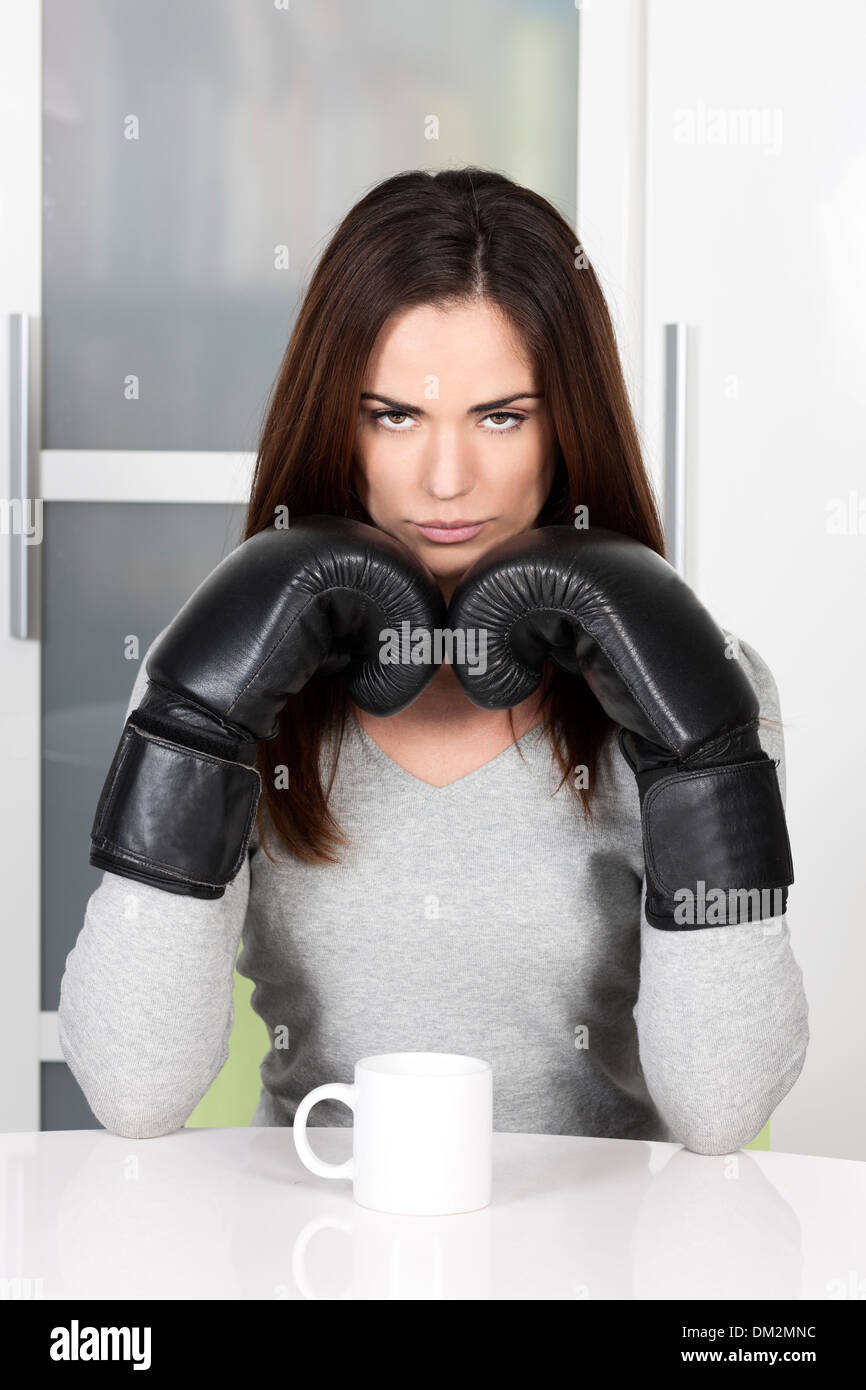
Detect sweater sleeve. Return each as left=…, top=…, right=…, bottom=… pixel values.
left=57, top=635, right=257, bottom=1139
left=632, top=635, right=810, bottom=1155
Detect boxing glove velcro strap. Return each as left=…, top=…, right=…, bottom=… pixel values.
left=639, top=758, right=794, bottom=929
left=89, top=722, right=261, bottom=899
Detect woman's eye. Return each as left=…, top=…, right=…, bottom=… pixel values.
left=483, top=411, right=526, bottom=432
left=370, top=408, right=526, bottom=433
left=372, top=410, right=414, bottom=431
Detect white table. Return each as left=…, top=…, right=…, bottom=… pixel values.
left=1, top=1126, right=864, bottom=1300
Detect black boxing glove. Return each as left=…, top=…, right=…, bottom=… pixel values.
left=90, top=516, right=445, bottom=899
left=447, top=526, right=794, bottom=930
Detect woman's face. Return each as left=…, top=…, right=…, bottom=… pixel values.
left=352, top=299, right=558, bottom=596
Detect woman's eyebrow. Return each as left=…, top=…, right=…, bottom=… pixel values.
left=359, top=391, right=543, bottom=416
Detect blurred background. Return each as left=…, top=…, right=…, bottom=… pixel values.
left=0, top=0, right=863, bottom=1160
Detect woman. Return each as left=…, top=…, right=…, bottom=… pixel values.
left=59, top=167, right=809, bottom=1151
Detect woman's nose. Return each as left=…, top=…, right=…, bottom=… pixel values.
left=421, top=432, right=476, bottom=499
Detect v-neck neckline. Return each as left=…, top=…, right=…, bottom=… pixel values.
left=347, top=710, right=546, bottom=795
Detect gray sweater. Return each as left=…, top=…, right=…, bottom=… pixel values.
left=58, top=635, right=809, bottom=1153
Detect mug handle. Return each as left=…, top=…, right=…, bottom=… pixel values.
left=292, top=1083, right=356, bottom=1180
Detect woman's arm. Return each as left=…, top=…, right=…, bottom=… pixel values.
left=632, top=637, right=810, bottom=1154
left=61, top=519, right=442, bottom=1136
left=58, top=637, right=254, bottom=1139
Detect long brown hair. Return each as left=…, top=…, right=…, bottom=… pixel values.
left=242, top=166, right=667, bottom=865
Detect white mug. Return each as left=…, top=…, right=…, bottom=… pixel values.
left=292, top=1052, right=493, bottom=1215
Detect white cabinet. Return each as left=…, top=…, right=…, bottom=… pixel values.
left=581, top=0, right=866, bottom=1158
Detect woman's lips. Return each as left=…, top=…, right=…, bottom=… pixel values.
left=411, top=520, right=489, bottom=544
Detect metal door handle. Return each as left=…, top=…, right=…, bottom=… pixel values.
left=7, top=312, right=31, bottom=638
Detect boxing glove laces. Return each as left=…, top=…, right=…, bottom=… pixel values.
left=90, top=516, right=445, bottom=899
left=447, top=525, right=794, bottom=929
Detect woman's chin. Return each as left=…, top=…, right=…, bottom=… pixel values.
left=417, top=548, right=485, bottom=586
left=382, top=521, right=517, bottom=588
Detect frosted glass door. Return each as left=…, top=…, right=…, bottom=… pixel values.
left=35, top=0, right=580, bottom=1129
